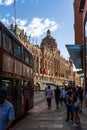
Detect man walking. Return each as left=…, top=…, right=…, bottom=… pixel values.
left=46, top=86, right=53, bottom=109
left=54, top=85, right=60, bottom=109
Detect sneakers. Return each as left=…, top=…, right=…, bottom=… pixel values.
left=72, top=123, right=78, bottom=127
left=77, top=122, right=81, bottom=127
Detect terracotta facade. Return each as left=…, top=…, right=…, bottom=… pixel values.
left=10, top=24, right=81, bottom=88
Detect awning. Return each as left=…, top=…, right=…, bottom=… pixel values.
left=76, top=70, right=84, bottom=74
left=66, top=44, right=83, bottom=69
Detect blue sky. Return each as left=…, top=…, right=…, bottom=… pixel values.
left=0, top=0, right=74, bottom=59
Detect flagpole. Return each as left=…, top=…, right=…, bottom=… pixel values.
left=15, top=5, right=16, bottom=27
left=14, top=0, right=16, bottom=28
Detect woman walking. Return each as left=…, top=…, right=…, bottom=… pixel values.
left=70, top=88, right=81, bottom=128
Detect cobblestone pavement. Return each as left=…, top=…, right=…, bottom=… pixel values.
left=12, top=97, right=87, bottom=130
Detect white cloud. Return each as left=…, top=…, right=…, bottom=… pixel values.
left=30, top=0, right=39, bottom=4
left=0, top=16, right=59, bottom=38
left=0, top=0, right=15, bottom=6
left=24, top=17, right=59, bottom=37
left=1, top=18, right=10, bottom=25
left=16, top=18, right=27, bottom=27
left=6, top=13, right=10, bottom=17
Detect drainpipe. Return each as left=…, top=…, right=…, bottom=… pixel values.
left=83, top=21, right=87, bottom=92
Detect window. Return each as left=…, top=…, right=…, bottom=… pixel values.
left=14, top=41, right=21, bottom=58
left=1, top=78, right=12, bottom=97
left=30, top=56, right=33, bottom=66
left=8, top=37, right=13, bottom=53
left=23, top=81, right=31, bottom=93
left=23, top=49, right=29, bottom=64
left=25, top=52, right=29, bottom=64
left=3, top=31, right=13, bottom=53
left=23, top=49, right=33, bottom=66
left=29, top=53, right=33, bottom=66
left=3, top=32, right=9, bottom=49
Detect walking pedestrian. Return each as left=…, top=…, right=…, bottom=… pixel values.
left=59, top=87, right=64, bottom=105
left=78, top=87, right=83, bottom=113
left=70, top=88, right=81, bottom=128
left=54, top=85, right=60, bottom=109
left=62, top=86, right=67, bottom=105
left=45, top=86, right=53, bottom=109
left=65, top=88, right=73, bottom=121
left=0, top=80, right=15, bottom=130
left=85, top=90, right=87, bottom=107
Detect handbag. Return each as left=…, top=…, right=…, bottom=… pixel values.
left=74, top=98, right=81, bottom=107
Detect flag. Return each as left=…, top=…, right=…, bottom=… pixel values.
left=48, top=69, right=50, bottom=75
left=43, top=68, right=45, bottom=74
left=40, top=68, right=42, bottom=73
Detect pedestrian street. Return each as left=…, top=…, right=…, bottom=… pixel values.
left=13, top=98, right=87, bottom=130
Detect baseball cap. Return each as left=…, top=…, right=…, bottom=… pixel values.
left=0, top=86, right=7, bottom=97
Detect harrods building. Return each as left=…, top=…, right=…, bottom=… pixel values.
left=9, top=24, right=81, bottom=89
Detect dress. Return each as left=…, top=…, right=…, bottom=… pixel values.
left=0, top=100, right=15, bottom=130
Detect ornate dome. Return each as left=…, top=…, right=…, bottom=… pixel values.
left=40, top=29, right=57, bottom=52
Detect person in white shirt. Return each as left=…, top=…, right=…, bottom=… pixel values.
left=46, top=86, right=53, bottom=109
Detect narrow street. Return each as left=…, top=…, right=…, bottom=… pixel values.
left=0, top=1, right=86, bottom=130
left=12, top=91, right=87, bottom=130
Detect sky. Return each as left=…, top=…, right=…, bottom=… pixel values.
left=0, top=0, right=74, bottom=59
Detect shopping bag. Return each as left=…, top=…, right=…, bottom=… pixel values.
left=74, top=98, right=81, bottom=107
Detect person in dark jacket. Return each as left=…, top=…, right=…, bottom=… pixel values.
left=54, top=85, right=60, bottom=109
left=65, top=88, right=73, bottom=121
